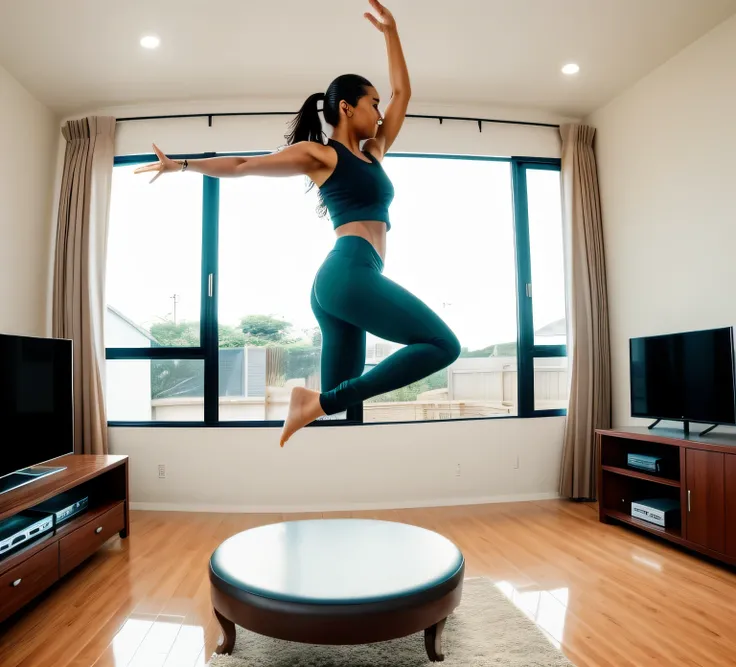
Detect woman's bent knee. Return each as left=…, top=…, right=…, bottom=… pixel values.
left=435, top=331, right=461, bottom=367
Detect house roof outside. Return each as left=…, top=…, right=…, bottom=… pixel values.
left=534, top=318, right=567, bottom=337
left=106, top=305, right=159, bottom=343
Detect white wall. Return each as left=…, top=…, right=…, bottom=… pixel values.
left=117, top=416, right=565, bottom=512
left=587, top=14, right=736, bottom=428
left=63, top=96, right=574, bottom=511
left=0, top=64, right=57, bottom=335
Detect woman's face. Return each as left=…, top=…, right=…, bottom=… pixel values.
left=348, top=87, right=383, bottom=139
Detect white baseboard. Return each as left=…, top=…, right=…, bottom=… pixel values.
left=129, top=492, right=561, bottom=514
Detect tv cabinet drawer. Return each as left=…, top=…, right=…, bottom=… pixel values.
left=0, top=542, right=59, bottom=623
left=59, top=503, right=124, bottom=577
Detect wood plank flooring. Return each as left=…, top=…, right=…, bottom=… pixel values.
left=1, top=500, right=735, bottom=666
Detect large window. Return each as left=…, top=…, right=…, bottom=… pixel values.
left=106, top=150, right=567, bottom=426
left=366, top=157, right=519, bottom=422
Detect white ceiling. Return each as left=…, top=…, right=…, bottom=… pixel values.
left=1, top=0, right=735, bottom=118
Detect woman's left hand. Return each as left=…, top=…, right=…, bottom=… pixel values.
left=364, top=0, right=396, bottom=32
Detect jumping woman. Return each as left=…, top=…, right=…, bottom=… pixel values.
left=135, top=0, right=461, bottom=446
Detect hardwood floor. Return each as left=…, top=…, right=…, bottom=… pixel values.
left=1, top=500, right=736, bottom=666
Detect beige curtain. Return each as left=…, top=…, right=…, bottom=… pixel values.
left=53, top=117, right=116, bottom=455
left=558, top=124, right=611, bottom=500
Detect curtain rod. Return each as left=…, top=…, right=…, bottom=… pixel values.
left=115, top=111, right=559, bottom=132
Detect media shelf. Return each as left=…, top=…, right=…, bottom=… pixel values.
left=597, top=427, right=736, bottom=567
left=0, top=454, right=129, bottom=624
left=600, top=465, right=681, bottom=487
left=53, top=499, right=121, bottom=541
left=604, top=509, right=684, bottom=542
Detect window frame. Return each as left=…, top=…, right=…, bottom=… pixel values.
left=106, top=152, right=566, bottom=427
left=511, top=158, right=568, bottom=419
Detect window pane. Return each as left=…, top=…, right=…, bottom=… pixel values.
left=534, top=357, right=569, bottom=411
left=217, top=173, right=336, bottom=421
left=106, top=165, right=203, bottom=347
left=527, top=168, right=566, bottom=346
left=106, top=359, right=204, bottom=421
left=364, top=157, right=519, bottom=422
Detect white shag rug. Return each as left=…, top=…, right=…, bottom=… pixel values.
left=208, top=577, right=574, bottom=666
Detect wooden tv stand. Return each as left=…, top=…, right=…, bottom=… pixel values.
left=597, top=427, right=736, bottom=566
left=0, top=454, right=128, bottom=623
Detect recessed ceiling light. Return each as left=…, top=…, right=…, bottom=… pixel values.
left=140, top=35, right=160, bottom=49
left=562, top=63, right=580, bottom=75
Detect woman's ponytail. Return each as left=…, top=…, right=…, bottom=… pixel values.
left=285, top=92, right=326, bottom=145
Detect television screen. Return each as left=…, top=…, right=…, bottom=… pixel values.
left=0, top=334, right=74, bottom=479
left=630, top=327, right=736, bottom=425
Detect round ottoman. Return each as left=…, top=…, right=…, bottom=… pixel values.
left=209, top=519, right=465, bottom=662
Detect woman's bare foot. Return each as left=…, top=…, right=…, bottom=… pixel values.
left=280, top=387, right=326, bottom=447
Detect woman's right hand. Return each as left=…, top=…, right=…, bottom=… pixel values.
left=133, top=144, right=180, bottom=183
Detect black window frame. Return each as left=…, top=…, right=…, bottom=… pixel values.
left=106, top=151, right=566, bottom=427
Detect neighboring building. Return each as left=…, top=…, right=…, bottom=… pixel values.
left=534, top=317, right=567, bottom=345
left=106, top=305, right=157, bottom=348
left=105, top=306, right=155, bottom=421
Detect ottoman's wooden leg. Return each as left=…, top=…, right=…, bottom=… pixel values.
left=214, top=608, right=236, bottom=655
left=424, top=617, right=447, bottom=662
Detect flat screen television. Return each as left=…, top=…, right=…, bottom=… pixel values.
left=0, top=333, right=74, bottom=494
left=629, top=326, right=736, bottom=432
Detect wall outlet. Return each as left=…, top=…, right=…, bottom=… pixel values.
left=158, top=464, right=166, bottom=479
left=455, top=463, right=461, bottom=477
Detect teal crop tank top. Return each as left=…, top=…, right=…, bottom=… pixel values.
left=318, top=139, right=395, bottom=231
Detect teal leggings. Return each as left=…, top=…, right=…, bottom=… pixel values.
left=311, top=236, right=461, bottom=415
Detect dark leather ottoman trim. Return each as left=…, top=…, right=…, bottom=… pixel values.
left=209, top=557, right=464, bottom=615
left=210, top=563, right=465, bottom=645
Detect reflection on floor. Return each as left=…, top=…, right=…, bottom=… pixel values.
left=111, top=616, right=206, bottom=667
left=495, top=581, right=569, bottom=649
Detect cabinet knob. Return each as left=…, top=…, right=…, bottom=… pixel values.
left=12, top=578, right=22, bottom=587
left=95, top=526, right=103, bottom=534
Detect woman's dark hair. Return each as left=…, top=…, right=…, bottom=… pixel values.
left=285, top=74, right=374, bottom=216
left=285, top=73, right=374, bottom=145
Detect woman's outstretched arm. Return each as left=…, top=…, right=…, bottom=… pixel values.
left=134, top=142, right=328, bottom=183
left=364, top=0, right=411, bottom=159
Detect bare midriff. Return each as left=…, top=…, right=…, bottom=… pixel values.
left=335, top=221, right=388, bottom=262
